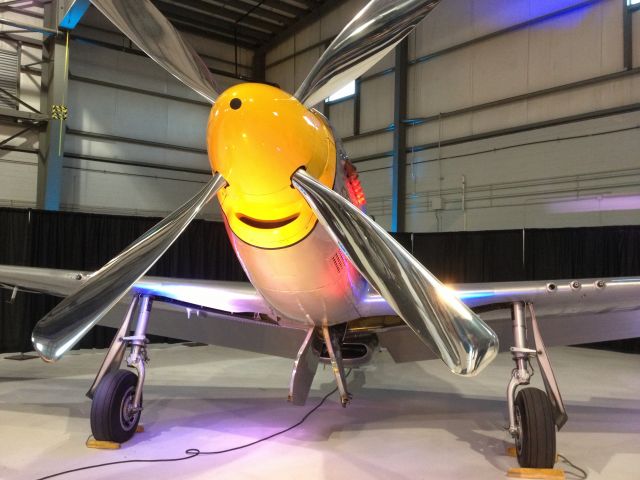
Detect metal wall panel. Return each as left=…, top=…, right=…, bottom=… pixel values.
left=343, top=131, right=393, bottom=158
left=58, top=21, right=241, bottom=219
left=359, top=74, right=394, bottom=132
left=328, top=99, right=355, bottom=138
left=407, top=49, right=473, bottom=118
left=0, top=49, right=18, bottom=109
left=267, top=59, right=295, bottom=94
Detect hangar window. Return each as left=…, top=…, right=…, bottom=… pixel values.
left=325, top=80, right=356, bottom=103
left=628, top=0, right=640, bottom=5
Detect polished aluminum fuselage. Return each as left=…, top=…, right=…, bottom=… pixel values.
left=224, top=146, right=369, bottom=328
left=228, top=223, right=368, bottom=328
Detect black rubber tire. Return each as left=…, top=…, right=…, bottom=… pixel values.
left=514, top=387, right=557, bottom=468
left=90, top=369, right=141, bottom=443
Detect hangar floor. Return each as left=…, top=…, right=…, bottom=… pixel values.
left=0, top=344, right=638, bottom=480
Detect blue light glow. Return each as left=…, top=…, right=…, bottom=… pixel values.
left=455, top=291, right=497, bottom=300
left=59, top=0, right=91, bottom=30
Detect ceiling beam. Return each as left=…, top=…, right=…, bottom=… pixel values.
left=257, top=0, right=341, bottom=53
left=169, top=0, right=280, bottom=33
left=167, top=18, right=261, bottom=49
left=254, top=0, right=307, bottom=17
left=184, top=0, right=292, bottom=26
left=236, top=1, right=296, bottom=25
left=155, top=3, right=271, bottom=43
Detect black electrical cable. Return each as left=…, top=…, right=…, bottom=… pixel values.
left=558, top=453, right=589, bottom=479
left=33, top=375, right=348, bottom=480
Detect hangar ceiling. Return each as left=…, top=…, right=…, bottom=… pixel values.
left=149, top=0, right=336, bottom=50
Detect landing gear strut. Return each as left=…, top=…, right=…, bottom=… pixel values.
left=506, top=302, right=568, bottom=468
left=87, top=294, right=153, bottom=443
left=322, top=324, right=352, bottom=407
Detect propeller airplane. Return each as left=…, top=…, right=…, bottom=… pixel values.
left=1, top=0, right=640, bottom=470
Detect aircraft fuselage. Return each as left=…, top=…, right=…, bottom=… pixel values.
left=207, top=83, right=368, bottom=327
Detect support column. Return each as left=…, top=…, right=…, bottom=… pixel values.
left=252, top=50, right=266, bottom=83
left=391, top=38, right=408, bottom=233
left=353, top=78, right=361, bottom=136
left=623, top=0, right=633, bottom=70
left=37, top=1, right=69, bottom=210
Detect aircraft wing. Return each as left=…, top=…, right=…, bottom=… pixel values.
left=367, top=277, right=640, bottom=363
left=0, top=265, right=308, bottom=359
left=0, top=265, right=271, bottom=313
left=2, top=265, right=639, bottom=363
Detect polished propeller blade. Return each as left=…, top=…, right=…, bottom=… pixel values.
left=90, top=0, right=219, bottom=103
left=292, top=169, right=498, bottom=375
left=295, top=0, right=440, bottom=107
left=31, top=174, right=227, bottom=362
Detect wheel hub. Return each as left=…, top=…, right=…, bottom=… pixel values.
left=120, top=385, right=139, bottom=431
left=514, top=404, right=523, bottom=455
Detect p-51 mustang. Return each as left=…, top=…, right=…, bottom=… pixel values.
left=1, top=0, right=640, bottom=470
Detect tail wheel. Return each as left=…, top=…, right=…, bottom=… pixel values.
left=514, top=387, right=557, bottom=468
left=90, top=369, right=141, bottom=443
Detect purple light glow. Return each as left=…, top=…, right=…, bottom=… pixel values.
left=548, top=194, right=640, bottom=214
left=133, top=280, right=268, bottom=314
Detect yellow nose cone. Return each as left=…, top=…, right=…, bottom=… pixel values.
left=208, top=83, right=336, bottom=249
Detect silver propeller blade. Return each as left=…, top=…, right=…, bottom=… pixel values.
left=90, top=0, right=219, bottom=103
left=292, top=169, right=498, bottom=375
left=295, top=0, right=440, bottom=107
left=32, top=173, right=227, bottom=362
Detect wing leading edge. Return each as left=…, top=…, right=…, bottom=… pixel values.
left=0, top=264, right=306, bottom=359
left=364, top=277, right=640, bottom=363
left=0, top=265, right=270, bottom=314
left=2, top=265, right=639, bottom=362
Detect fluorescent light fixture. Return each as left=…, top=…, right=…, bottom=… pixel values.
left=325, top=80, right=356, bottom=102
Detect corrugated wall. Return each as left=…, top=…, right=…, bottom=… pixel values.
left=0, top=5, right=43, bottom=209
left=0, top=5, right=252, bottom=220
left=266, top=0, right=640, bottom=232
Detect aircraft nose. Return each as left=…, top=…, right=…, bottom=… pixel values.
left=207, top=83, right=329, bottom=197
left=205, top=83, right=337, bottom=249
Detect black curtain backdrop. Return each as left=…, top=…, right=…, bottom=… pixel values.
left=1, top=207, right=638, bottom=354
left=0, top=208, right=246, bottom=354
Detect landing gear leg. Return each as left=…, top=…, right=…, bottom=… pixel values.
left=288, top=327, right=322, bottom=406
left=506, top=302, right=568, bottom=468
left=322, top=324, right=352, bottom=407
left=88, top=294, right=153, bottom=443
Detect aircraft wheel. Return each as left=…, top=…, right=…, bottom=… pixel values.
left=90, top=369, right=141, bottom=443
left=514, top=387, right=556, bottom=468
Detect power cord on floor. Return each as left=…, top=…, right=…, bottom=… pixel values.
left=33, top=373, right=350, bottom=480
left=558, top=453, right=588, bottom=479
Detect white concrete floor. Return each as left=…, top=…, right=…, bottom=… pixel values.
left=0, top=344, right=638, bottom=480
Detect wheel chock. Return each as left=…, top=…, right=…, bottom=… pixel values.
left=507, top=468, right=565, bottom=479
left=86, top=438, right=121, bottom=449
left=505, top=447, right=565, bottom=478
left=85, top=425, right=145, bottom=449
